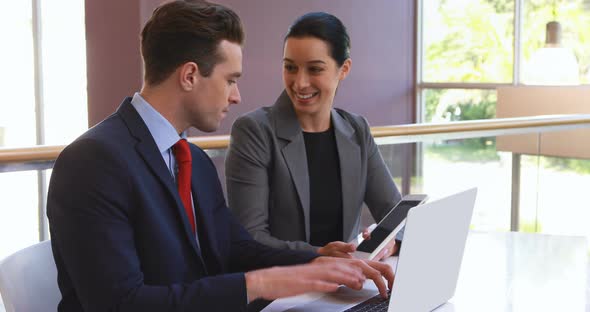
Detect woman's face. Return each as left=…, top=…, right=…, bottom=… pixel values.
left=282, top=37, right=350, bottom=118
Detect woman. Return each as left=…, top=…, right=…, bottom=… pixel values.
left=225, top=12, right=402, bottom=259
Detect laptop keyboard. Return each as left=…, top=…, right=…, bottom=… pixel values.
left=343, top=292, right=390, bottom=312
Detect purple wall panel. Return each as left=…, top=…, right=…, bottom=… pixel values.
left=86, top=0, right=415, bottom=131
left=85, top=0, right=143, bottom=127
left=210, top=0, right=416, bottom=135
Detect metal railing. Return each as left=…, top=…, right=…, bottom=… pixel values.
left=3, top=114, right=590, bottom=168
left=2, top=114, right=590, bottom=240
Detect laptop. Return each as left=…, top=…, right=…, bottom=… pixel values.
left=278, top=188, right=478, bottom=312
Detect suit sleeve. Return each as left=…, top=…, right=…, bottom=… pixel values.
left=225, top=115, right=317, bottom=252
left=226, top=210, right=319, bottom=272
left=48, top=139, right=248, bottom=312
left=358, top=117, right=403, bottom=223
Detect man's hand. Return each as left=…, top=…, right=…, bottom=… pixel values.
left=312, top=256, right=394, bottom=299
left=245, top=261, right=366, bottom=302
left=361, top=228, right=399, bottom=261
left=244, top=256, right=395, bottom=302
left=317, top=241, right=356, bottom=258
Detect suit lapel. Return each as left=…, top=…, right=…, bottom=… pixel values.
left=117, top=99, right=205, bottom=260
left=189, top=153, right=222, bottom=274
left=332, top=110, right=361, bottom=241
left=281, top=139, right=310, bottom=240
left=272, top=91, right=311, bottom=241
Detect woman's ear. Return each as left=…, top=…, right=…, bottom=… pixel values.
left=339, top=58, right=352, bottom=80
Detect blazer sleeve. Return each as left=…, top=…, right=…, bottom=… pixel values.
left=48, top=139, right=248, bottom=312
left=194, top=145, right=319, bottom=272
left=226, top=115, right=317, bottom=252
left=358, top=116, right=403, bottom=223
left=226, top=209, right=319, bottom=272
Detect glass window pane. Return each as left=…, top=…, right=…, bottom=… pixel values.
left=522, top=0, right=590, bottom=85
left=41, top=1, right=88, bottom=145
left=0, top=171, right=40, bottom=260
left=423, top=89, right=497, bottom=123
left=520, top=155, right=590, bottom=238
left=422, top=0, right=514, bottom=83
left=0, top=170, right=41, bottom=311
left=412, top=137, right=513, bottom=231
left=359, top=143, right=413, bottom=228
left=0, top=2, right=36, bottom=147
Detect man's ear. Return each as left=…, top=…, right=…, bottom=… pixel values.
left=338, top=58, right=352, bottom=81
left=179, top=62, right=200, bottom=91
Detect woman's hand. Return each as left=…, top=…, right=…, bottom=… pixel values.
left=317, top=241, right=357, bottom=258
left=361, top=228, right=399, bottom=261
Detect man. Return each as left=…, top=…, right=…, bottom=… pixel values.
left=47, top=1, right=393, bottom=311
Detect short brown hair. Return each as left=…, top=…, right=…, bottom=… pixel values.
left=140, top=1, right=244, bottom=85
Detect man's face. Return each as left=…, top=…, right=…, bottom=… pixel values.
left=185, top=40, right=242, bottom=132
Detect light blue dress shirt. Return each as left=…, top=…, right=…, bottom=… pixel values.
left=130, top=92, right=186, bottom=177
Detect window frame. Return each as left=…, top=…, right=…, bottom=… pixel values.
left=416, top=0, right=525, bottom=123
left=32, top=0, right=49, bottom=241
left=414, top=0, right=527, bottom=232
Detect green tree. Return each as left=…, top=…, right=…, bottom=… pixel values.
left=424, top=0, right=514, bottom=83
left=424, top=0, right=590, bottom=123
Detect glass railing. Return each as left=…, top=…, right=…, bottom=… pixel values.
left=368, top=115, right=590, bottom=239
left=1, top=115, right=590, bottom=263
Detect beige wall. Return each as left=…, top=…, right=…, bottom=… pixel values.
left=496, top=86, right=590, bottom=159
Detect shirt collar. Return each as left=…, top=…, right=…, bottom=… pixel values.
left=130, top=92, right=187, bottom=153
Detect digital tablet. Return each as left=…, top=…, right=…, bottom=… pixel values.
left=352, top=194, right=428, bottom=260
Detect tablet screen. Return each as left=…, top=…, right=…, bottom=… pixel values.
left=356, top=200, right=423, bottom=252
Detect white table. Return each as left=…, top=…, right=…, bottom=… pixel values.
left=263, top=231, right=589, bottom=312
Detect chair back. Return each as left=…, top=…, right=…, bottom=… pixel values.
left=0, top=240, right=60, bottom=312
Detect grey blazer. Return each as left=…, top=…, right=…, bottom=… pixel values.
left=225, top=91, right=402, bottom=252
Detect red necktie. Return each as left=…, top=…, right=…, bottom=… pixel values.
left=173, top=139, right=196, bottom=234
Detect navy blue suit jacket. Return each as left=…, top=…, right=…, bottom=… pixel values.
left=47, top=98, right=318, bottom=311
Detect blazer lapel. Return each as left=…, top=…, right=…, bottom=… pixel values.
left=332, top=110, right=361, bottom=241
left=189, top=155, right=222, bottom=274
left=272, top=91, right=311, bottom=241
left=117, top=99, right=204, bottom=260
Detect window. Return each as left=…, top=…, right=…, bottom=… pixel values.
left=41, top=0, right=88, bottom=145
left=0, top=2, right=36, bottom=148
left=420, top=0, right=590, bottom=109
left=521, top=0, right=590, bottom=84
left=422, top=0, right=515, bottom=84
left=0, top=0, right=87, bottom=259
left=417, top=0, right=590, bottom=233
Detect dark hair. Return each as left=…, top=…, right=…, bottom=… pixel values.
left=285, top=12, right=350, bottom=67
left=141, top=0, right=244, bottom=85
